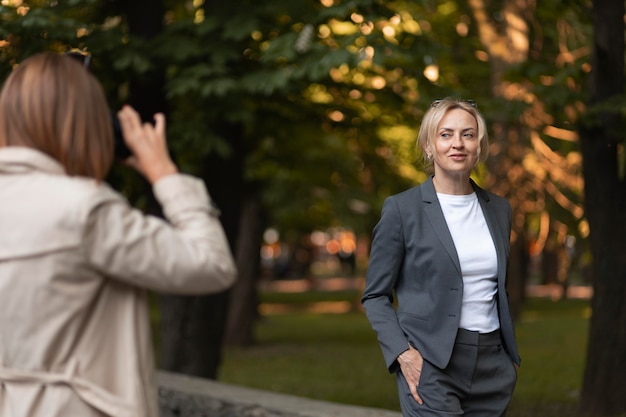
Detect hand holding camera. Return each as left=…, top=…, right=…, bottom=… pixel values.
left=64, top=51, right=177, bottom=182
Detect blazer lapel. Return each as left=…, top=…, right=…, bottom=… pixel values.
left=472, top=180, right=507, bottom=285
left=421, top=177, right=462, bottom=275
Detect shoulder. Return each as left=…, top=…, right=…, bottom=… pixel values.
left=473, top=182, right=510, bottom=209
left=48, top=175, right=124, bottom=212
left=378, top=186, right=418, bottom=216
left=377, top=184, right=428, bottom=223
left=0, top=173, right=126, bottom=259
left=473, top=185, right=512, bottom=227
left=24, top=174, right=127, bottom=230
left=386, top=184, right=423, bottom=205
left=485, top=190, right=511, bottom=211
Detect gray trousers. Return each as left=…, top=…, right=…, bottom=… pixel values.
left=396, top=329, right=517, bottom=416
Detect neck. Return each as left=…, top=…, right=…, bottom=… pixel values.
left=432, top=175, right=473, bottom=195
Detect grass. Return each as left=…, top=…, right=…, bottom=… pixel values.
left=511, top=299, right=591, bottom=409
left=220, top=311, right=395, bottom=407
left=218, top=290, right=600, bottom=417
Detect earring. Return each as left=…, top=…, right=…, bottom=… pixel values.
left=426, top=154, right=433, bottom=160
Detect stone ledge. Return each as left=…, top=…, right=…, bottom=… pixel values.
left=158, top=370, right=402, bottom=417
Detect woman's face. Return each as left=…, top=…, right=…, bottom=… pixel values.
left=427, top=108, right=479, bottom=180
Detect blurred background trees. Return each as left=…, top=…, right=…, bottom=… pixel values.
left=1, top=0, right=624, bottom=414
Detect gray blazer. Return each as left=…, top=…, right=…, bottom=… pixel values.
left=362, top=176, right=521, bottom=372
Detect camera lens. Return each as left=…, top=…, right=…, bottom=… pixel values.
left=112, top=113, right=132, bottom=160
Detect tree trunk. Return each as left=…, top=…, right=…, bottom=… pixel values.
left=468, top=0, right=533, bottom=319
left=160, top=0, right=271, bottom=373
left=158, top=139, right=244, bottom=378
left=112, top=0, right=235, bottom=381
left=123, top=0, right=167, bottom=120
left=579, top=0, right=626, bottom=414
left=224, top=193, right=263, bottom=347
left=158, top=292, right=230, bottom=379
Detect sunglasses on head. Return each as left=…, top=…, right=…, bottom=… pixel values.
left=65, top=50, right=91, bottom=71
left=431, top=99, right=477, bottom=108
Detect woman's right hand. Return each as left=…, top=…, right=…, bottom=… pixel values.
left=116, top=105, right=178, bottom=184
left=398, top=344, right=424, bottom=405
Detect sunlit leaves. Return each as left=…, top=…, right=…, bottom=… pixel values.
left=377, top=124, right=424, bottom=183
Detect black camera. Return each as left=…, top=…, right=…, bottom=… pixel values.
left=65, top=51, right=132, bottom=160
left=111, top=113, right=132, bottom=159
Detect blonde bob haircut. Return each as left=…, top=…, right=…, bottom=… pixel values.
left=0, top=52, right=114, bottom=181
left=416, top=97, right=489, bottom=175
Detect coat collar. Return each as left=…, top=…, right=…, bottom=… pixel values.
left=0, top=147, right=66, bottom=176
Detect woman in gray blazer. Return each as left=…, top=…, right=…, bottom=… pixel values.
left=362, top=98, right=520, bottom=416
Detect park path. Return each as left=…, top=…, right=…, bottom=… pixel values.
left=258, top=277, right=591, bottom=315
left=259, top=276, right=591, bottom=298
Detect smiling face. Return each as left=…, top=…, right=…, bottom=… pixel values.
left=425, top=108, right=479, bottom=183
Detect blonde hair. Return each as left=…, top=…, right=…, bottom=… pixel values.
left=0, top=52, right=113, bottom=180
left=416, top=97, right=488, bottom=174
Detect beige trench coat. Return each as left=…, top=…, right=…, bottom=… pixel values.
left=0, top=147, right=237, bottom=417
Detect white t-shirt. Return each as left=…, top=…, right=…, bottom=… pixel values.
left=437, top=192, right=500, bottom=333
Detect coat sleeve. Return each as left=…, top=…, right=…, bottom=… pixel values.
left=361, top=196, right=410, bottom=373
left=82, top=174, right=237, bottom=294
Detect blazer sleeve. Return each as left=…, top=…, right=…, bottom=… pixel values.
left=361, top=196, right=411, bottom=373
left=82, top=174, right=237, bottom=294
